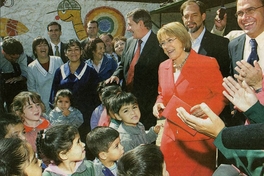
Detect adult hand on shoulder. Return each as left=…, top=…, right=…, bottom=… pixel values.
left=105, top=76, right=120, bottom=84
left=176, top=103, right=225, bottom=138
left=223, top=76, right=258, bottom=112
left=153, top=103, right=165, bottom=118
left=234, top=60, right=263, bottom=90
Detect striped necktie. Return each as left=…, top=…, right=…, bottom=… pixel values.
left=247, top=39, right=259, bottom=66
left=55, top=45, right=60, bottom=56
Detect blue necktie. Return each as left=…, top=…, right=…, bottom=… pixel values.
left=247, top=39, right=259, bottom=66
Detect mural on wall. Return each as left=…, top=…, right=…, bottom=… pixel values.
left=0, top=0, right=29, bottom=37
left=84, top=6, right=126, bottom=37
left=47, top=0, right=87, bottom=41
left=0, top=18, right=29, bottom=37
left=0, top=0, right=13, bottom=7
left=48, top=0, right=126, bottom=40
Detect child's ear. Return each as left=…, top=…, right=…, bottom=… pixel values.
left=59, top=151, right=68, bottom=160
left=114, top=113, right=122, bottom=121
left=99, top=151, right=107, bottom=160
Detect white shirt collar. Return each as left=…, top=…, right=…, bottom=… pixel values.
left=244, top=31, right=264, bottom=70
left=137, top=30, right=151, bottom=53
left=50, top=42, right=61, bottom=54
left=191, top=27, right=206, bottom=52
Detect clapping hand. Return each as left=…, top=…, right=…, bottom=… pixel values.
left=223, top=76, right=258, bottom=112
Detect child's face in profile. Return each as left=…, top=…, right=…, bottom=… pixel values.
left=63, top=134, right=86, bottom=162
left=23, top=143, right=42, bottom=176
left=22, top=99, right=42, bottom=121
left=105, top=137, right=124, bottom=162
left=56, top=96, right=71, bottom=111
left=116, top=103, right=141, bottom=126
left=5, top=123, right=26, bottom=140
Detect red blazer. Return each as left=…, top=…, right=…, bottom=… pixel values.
left=156, top=50, right=225, bottom=141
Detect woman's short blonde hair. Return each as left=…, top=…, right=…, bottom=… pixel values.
left=157, top=22, right=191, bottom=52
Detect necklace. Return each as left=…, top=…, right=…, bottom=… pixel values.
left=173, top=53, right=189, bottom=69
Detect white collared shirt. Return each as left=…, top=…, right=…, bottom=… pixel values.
left=50, top=42, right=61, bottom=55
left=243, top=31, right=264, bottom=71
left=134, top=30, right=151, bottom=54
left=91, top=59, right=103, bottom=73
left=191, top=27, right=206, bottom=52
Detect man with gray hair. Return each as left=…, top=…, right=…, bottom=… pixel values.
left=106, top=8, right=167, bottom=130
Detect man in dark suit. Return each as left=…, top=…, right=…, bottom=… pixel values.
left=228, top=0, right=264, bottom=125
left=80, top=20, right=99, bottom=50
left=180, top=0, right=230, bottom=78
left=47, top=21, right=68, bottom=63
left=180, top=0, right=231, bottom=129
left=106, top=8, right=168, bottom=130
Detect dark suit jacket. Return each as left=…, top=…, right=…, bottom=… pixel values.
left=199, top=29, right=230, bottom=77
left=227, top=34, right=249, bottom=126
left=113, top=31, right=168, bottom=129
left=48, top=42, right=68, bottom=63
left=228, top=34, right=246, bottom=76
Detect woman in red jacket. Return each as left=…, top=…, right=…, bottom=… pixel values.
left=153, top=22, right=226, bottom=176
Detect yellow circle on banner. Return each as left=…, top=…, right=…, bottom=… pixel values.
left=84, top=6, right=126, bottom=37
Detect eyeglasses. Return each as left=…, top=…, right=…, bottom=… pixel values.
left=159, top=37, right=177, bottom=47
left=235, top=5, right=264, bottom=18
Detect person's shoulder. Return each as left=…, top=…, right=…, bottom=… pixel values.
left=27, top=59, right=38, bottom=68
left=137, top=122, right=145, bottom=129
left=190, top=50, right=218, bottom=63
left=117, top=123, right=128, bottom=133
left=160, top=58, right=171, bottom=65
left=39, top=117, right=50, bottom=129
left=229, top=33, right=246, bottom=45
left=147, top=31, right=159, bottom=42
left=83, top=159, right=94, bottom=166
left=126, top=37, right=135, bottom=43
left=85, top=59, right=92, bottom=65
left=61, top=42, right=66, bottom=46
left=205, top=29, right=229, bottom=42
left=50, top=56, right=63, bottom=62
left=17, top=53, right=28, bottom=62
left=103, top=54, right=113, bottom=62
left=42, top=170, right=53, bottom=176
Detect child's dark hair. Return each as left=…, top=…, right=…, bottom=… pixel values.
left=0, top=113, right=23, bottom=139
left=10, top=91, right=46, bottom=117
left=117, top=144, right=164, bottom=176
left=86, top=126, right=119, bottom=158
left=96, top=81, right=122, bottom=116
left=97, top=81, right=122, bottom=98
left=110, top=92, right=138, bottom=114
left=36, top=125, right=79, bottom=165
left=54, top=89, right=74, bottom=107
left=0, top=138, right=30, bottom=176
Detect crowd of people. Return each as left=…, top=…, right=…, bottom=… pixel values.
left=0, top=0, right=264, bottom=175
